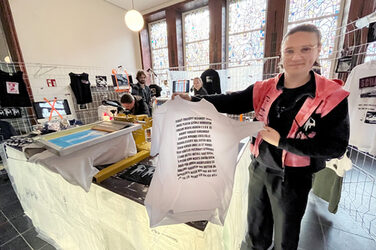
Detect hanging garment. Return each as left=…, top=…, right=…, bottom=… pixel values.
left=312, top=155, right=352, bottom=213
left=0, top=70, right=31, bottom=107
left=145, top=96, right=263, bottom=227
left=69, top=72, right=92, bottom=104
left=200, top=69, right=221, bottom=94
left=344, top=61, right=376, bottom=155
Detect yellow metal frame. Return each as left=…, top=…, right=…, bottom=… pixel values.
left=94, top=150, right=150, bottom=183
left=94, top=114, right=152, bottom=183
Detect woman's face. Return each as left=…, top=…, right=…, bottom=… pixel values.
left=281, top=31, right=321, bottom=76
left=193, top=78, right=202, bottom=89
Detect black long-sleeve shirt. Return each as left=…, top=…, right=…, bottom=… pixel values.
left=193, top=72, right=349, bottom=173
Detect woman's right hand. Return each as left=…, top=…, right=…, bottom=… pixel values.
left=172, top=93, right=191, bottom=101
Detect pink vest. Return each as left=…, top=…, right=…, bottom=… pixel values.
left=250, top=73, right=349, bottom=167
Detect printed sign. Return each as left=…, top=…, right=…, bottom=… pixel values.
left=46, top=79, right=57, bottom=87
left=6, top=81, right=19, bottom=94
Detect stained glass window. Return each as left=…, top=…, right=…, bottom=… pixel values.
left=226, top=0, right=266, bottom=91
left=228, top=0, right=266, bottom=34
left=228, top=0, right=266, bottom=65
left=149, top=20, right=169, bottom=70
left=183, top=7, right=210, bottom=69
left=288, top=0, right=341, bottom=23
left=287, top=0, right=342, bottom=77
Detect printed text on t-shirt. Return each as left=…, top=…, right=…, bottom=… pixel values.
left=175, top=117, right=217, bottom=180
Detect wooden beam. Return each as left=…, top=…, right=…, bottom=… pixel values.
left=139, top=27, right=152, bottom=70
left=264, top=0, right=286, bottom=57
left=263, top=0, right=286, bottom=79
left=166, top=6, right=183, bottom=68
left=208, top=0, right=225, bottom=68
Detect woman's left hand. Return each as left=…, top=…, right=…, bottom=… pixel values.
left=260, top=126, right=281, bottom=147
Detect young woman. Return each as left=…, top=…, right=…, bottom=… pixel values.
left=191, top=77, right=208, bottom=96
left=173, top=24, right=349, bottom=250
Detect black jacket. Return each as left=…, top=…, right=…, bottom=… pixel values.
left=131, top=82, right=152, bottom=114
left=193, top=72, right=349, bottom=174
left=131, top=95, right=150, bottom=116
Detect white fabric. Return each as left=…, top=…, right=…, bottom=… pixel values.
left=28, top=133, right=137, bottom=191
left=3, top=142, right=252, bottom=250
left=146, top=96, right=263, bottom=227
left=344, top=60, right=376, bottom=156
left=325, top=154, right=352, bottom=177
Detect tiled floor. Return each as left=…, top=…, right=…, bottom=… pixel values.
left=0, top=171, right=55, bottom=250
left=1, top=168, right=375, bottom=250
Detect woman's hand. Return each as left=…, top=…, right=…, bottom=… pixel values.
left=260, top=126, right=281, bottom=147
left=172, top=93, right=191, bottom=101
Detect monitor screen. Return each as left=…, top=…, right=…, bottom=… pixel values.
left=172, top=80, right=190, bottom=93
left=33, top=99, right=71, bottom=119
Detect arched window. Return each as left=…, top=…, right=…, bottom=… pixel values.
left=149, top=19, right=169, bottom=72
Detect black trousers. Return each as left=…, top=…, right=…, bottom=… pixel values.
left=242, top=161, right=313, bottom=250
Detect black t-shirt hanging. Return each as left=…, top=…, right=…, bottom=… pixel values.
left=149, top=84, right=162, bottom=97
left=69, top=72, right=92, bottom=104
left=0, top=70, right=31, bottom=107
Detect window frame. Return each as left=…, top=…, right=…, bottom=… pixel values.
left=225, top=0, right=267, bottom=66
left=182, top=6, right=210, bottom=69
left=148, top=18, right=169, bottom=71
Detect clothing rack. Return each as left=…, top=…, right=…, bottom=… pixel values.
left=0, top=62, right=111, bottom=134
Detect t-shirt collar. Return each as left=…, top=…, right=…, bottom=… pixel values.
left=276, top=71, right=316, bottom=98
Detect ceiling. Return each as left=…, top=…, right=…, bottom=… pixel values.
left=104, top=0, right=185, bottom=14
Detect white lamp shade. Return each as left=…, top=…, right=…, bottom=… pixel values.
left=125, top=9, right=144, bottom=32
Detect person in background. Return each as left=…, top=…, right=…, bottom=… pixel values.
left=173, top=24, right=349, bottom=250
left=120, top=93, right=150, bottom=116
left=132, top=70, right=152, bottom=115
left=149, top=81, right=162, bottom=98
left=190, top=77, right=208, bottom=96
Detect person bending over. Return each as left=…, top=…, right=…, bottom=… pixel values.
left=120, top=93, right=150, bottom=116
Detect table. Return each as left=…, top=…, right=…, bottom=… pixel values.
left=2, top=140, right=252, bottom=250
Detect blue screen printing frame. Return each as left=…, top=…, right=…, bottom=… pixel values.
left=36, top=121, right=141, bottom=156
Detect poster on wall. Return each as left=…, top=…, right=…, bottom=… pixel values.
left=0, top=107, right=22, bottom=119
left=111, top=74, right=129, bottom=88
left=335, top=56, right=353, bottom=73
left=367, top=21, right=376, bottom=43
left=95, top=76, right=108, bottom=89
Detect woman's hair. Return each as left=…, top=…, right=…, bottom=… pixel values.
left=136, top=70, right=146, bottom=81
left=282, top=24, right=322, bottom=46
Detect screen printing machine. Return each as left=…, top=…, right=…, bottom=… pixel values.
left=1, top=101, right=253, bottom=250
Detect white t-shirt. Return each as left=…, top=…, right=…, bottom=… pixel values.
left=145, top=96, right=263, bottom=227
left=344, top=60, right=376, bottom=155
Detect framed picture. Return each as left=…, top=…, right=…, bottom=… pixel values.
left=95, top=76, right=108, bottom=89
left=335, top=56, right=353, bottom=73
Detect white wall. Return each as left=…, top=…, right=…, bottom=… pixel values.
left=9, top=0, right=141, bottom=71
left=9, top=0, right=143, bottom=120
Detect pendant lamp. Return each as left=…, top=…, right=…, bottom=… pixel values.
left=124, top=0, right=144, bottom=32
